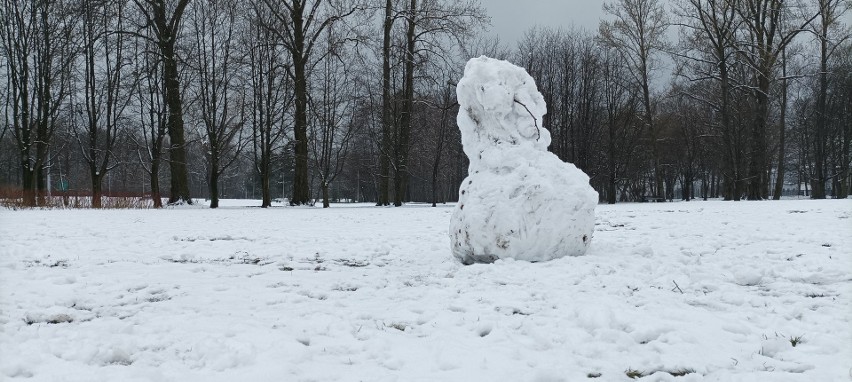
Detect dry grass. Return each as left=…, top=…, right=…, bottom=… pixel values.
left=0, top=188, right=157, bottom=209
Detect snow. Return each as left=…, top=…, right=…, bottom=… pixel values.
left=0, top=199, right=850, bottom=381
left=451, top=56, right=598, bottom=264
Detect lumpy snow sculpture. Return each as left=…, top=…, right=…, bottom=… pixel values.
left=449, top=56, right=598, bottom=264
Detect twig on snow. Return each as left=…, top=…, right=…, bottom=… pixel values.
left=513, top=98, right=540, bottom=141
left=672, top=280, right=684, bottom=294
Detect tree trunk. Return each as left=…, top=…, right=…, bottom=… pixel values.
left=641, top=69, right=663, bottom=201
left=36, top=135, right=48, bottom=206
left=719, top=61, right=740, bottom=201
left=773, top=50, right=788, bottom=200
left=209, top=163, right=219, bottom=209
left=261, top=178, right=271, bottom=207
left=430, top=127, right=442, bottom=208
left=394, top=0, right=416, bottom=207
left=431, top=89, right=451, bottom=208
left=135, top=0, right=193, bottom=205
left=812, top=33, right=829, bottom=199
left=681, top=171, right=692, bottom=201
left=393, top=163, right=404, bottom=206
left=431, top=134, right=441, bottom=207
left=150, top=157, right=163, bottom=208
left=91, top=174, right=103, bottom=208
left=747, top=74, right=770, bottom=200
left=322, top=181, right=330, bottom=208
left=292, top=64, right=310, bottom=206
left=607, top=117, right=617, bottom=204
left=287, top=3, right=311, bottom=206
left=708, top=172, right=714, bottom=199
left=162, top=43, right=192, bottom=205
left=607, top=172, right=617, bottom=204
left=22, top=169, right=36, bottom=207
left=715, top=172, right=721, bottom=198
left=377, top=0, right=393, bottom=206
left=261, top=156, right=271, bottom=208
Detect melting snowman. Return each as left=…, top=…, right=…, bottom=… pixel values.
left=450, top=56, right=598, bottom=264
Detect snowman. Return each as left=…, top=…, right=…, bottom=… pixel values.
left=449, top=56, right=598, bottom=264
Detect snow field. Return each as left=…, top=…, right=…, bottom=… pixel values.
left=0, top=199, right=850, bottom=381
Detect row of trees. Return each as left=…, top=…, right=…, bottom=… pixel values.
left=1, top=0, right=849, bottom=208
left=0, top=0, right=486, bottom=208
left=670, top=0, right=851, bottom=201
left=509, top=0, right=851, bottom=203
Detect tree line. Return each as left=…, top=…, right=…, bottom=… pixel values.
left=1, top=0, right=849, bottom=208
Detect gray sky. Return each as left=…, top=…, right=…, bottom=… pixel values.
left=480, top=0, right=676, bottom=84
left=482, top=0, right=606, bottom=45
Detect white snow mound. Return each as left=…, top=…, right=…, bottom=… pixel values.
left=450, top=56, right=598, bottom=264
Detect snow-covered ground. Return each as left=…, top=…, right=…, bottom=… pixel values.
left=1, top=199, right=850, bottom=381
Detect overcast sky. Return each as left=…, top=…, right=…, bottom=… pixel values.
left=482, top=0, right=606, bottom=45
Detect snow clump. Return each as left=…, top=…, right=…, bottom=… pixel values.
left=449, top=56, right=598, bottom=264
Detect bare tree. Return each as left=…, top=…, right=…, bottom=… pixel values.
left=1, top=0, right=77, bottom=206
left=257, top=0, right=358, bottom=206
left=130, top=26, right=169, bottom=208
left=428, top=79, right=457, bottom=207
left=133, top=0, right=193, bottom=204
left=72, top=0, right=135, bottom=208
left=391, top=0, right=488, bottom=206
left=733, top=0, right=817, bottom=200
left=835, top=42, right=852, bottom=198
left=660, top=83, right=710, bottom=201
left=377, top=0, right=394, bottom=206
left=309, top=28, right=361, bottom=207
left=808, top=0, right=850, bottom=198
left=674, top=0, right=746, bottom=200
left=247, top=18, right=293, bottom=208
left=600, top=48, right=640, bottom=203
left=0, top=59, right=7, bottom=145
left=600, top=0, right=669, bottom=201
left=516, top=27, right=647, bottom=203
left=394, top=0, right=417, bottom=207
left=188, top=0, right=247, bottom=208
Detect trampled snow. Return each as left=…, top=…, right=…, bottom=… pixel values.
left=451, top=56, right=598, bottom=264
left=1, top=199, right=850, bottom=381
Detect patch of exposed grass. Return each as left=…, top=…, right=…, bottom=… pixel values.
left=667, top=368, right=696, bottom=377
left=335, top=259, right=369, bottom=267
left=624, top=367, right=696, bottom=379
left=168, top=253, right=271, bottom=266
left=790, top=335, right=804, bottom=347
left=625, top=368, right=645, bottom=379
left=388, top=322, right=407, bottom=332
left=25, top=258, right=68, bottom=268
left=25, top=313, right=74, bottom=325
